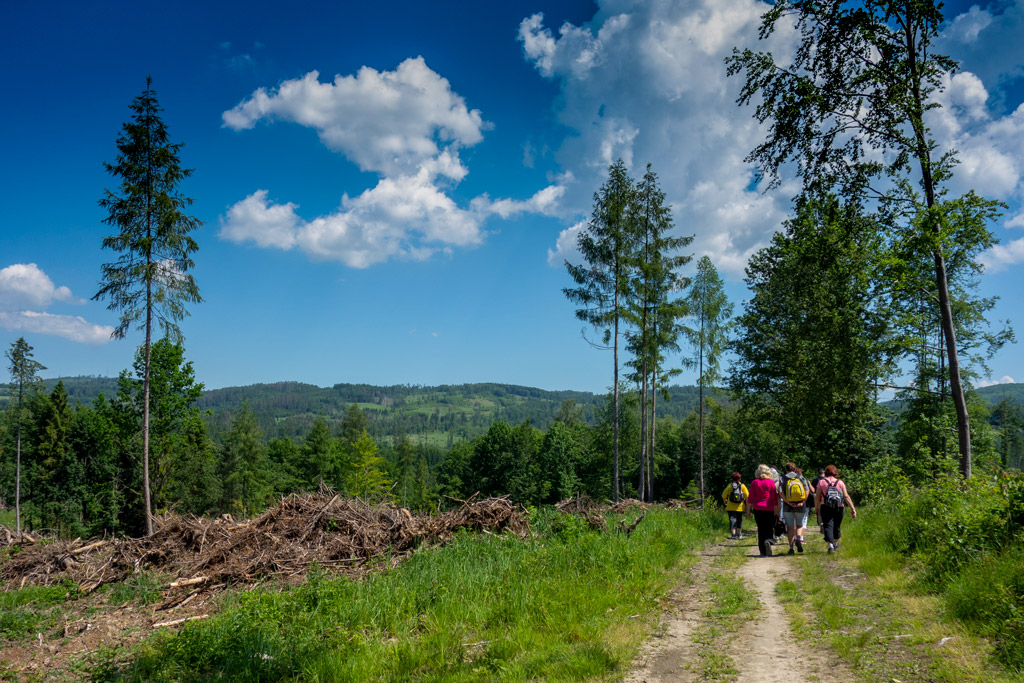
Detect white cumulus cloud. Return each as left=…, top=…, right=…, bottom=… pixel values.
left=0, top=263, right=112, bottom=344
left=0, top=263, right=80, bottom=311
left=546, top=220, right=587, bottom=267
left=0, top=312, right=113, bottom=345
left=522, top=1, right=1024, bottom=276
left=223, top=57, right=488, bottom=178
left=981, top=236, right=1024, bottom=272
left=519, top=0, right=799, bottom=277
left=222, top=58, right=566, bottom=267
left=975, top=375, right=1016, bottom=388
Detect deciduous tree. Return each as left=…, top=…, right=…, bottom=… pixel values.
left=728, top=0, right=1006, bottom=477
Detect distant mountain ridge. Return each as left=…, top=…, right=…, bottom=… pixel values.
left=4, top=376, right=1019, bottom=446
left=3, top=376, right=710, bottom=445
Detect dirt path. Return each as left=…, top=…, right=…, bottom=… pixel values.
left=626, top=531, right=855, bottom=683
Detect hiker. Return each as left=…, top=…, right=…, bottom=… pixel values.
left=814, top=464, right=857, bottom=553
left=746, top=464, right=780, bottom=556
left=769, top=465, right=784, bottom=543
left=780, top=462, right=811, bottom=554
left=809, top=468, right=825, bottom=526
left=721, top=472, right=749, bottom=539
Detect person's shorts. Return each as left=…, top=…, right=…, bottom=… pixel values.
left=728, top=511, right=744, bottom=528
left=784, top=507, right=809, bottom=529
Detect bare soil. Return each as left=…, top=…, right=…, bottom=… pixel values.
left=626, top=530, right=856, bottom=683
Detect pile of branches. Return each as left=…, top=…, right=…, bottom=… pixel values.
left=0, top=492, right=528, bottom=595
left=554, top=495, right=658, bottom=533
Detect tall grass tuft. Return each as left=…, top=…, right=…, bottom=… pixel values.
left=92, top=506, right=721, bottom=682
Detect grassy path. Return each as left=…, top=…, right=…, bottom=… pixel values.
left=625, top=519, right=1022, bottom=683
left=625, top=529, right=855, bottom=683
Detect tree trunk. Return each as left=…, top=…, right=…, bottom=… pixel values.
left=905, top=11, right=971, bottom=477
left=15, top=381, right=22, bottom=535
left=935, top=251, right=971, bottom=477
left=698, top=311, right=706, bottom=509
left=639, top=339, right=648, bottom=502
left=143, top=110, right=155, bottom=537
left=613, top=296, right=620, bottom=503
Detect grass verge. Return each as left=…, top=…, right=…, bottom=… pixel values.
left=787, top=514, right=1023, bottom=682
left=89, top=506, right=723, bottom=682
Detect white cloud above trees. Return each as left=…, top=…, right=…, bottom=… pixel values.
left=521, top=0, right=1024, bottom=276
left=221, top=58, right=565, bottom=267
left=0, top=263, right=112, bottom=344
left=518, top=0, right=799, bottom=278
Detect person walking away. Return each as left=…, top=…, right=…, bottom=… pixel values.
left=809, top=468, right=825, bottom=526
left=747, top=464, right=780, bottom=556
left=798, top=465, right=813, bottom=548
left=721, top=472, right=749, bottom=539
left=770, top=465, right=786, bottom=542
left=815, top=464, right=857, bottom=553
left=780, top=462, right=811, bottom=554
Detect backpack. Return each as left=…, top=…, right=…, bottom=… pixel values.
left=729, top=482, right=746, bottom=504
left=783, top=474, right=806, bottom=505
left=824, top=478, right=844, bottom=510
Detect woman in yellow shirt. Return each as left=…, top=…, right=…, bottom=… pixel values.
left=721, top=471, right=749, bottom=540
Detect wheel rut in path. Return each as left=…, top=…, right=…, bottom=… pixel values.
left=625, top=532, right=855, bottom=683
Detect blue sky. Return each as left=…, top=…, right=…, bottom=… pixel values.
left=1, top=0, right=1022, bottom=395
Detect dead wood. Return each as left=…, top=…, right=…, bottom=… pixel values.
left=1, top=492, right=530, bottom=599
left=616, top=510, right=647, bottom=537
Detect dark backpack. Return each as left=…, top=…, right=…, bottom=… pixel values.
left=729, top=482, right=745, bottom=504
left=824, top=478, right=844, bottom=510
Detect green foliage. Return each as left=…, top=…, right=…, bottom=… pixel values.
left=345, top=430, right=391, bottom=502
left=94, top=77, right=201, bottom=343
left=107, top=573, right=165, bottom=606
left=220, top=402, right=272, bottom=516
left=90, top=507, right=720, bottom=682
left=944, top=544, right=1024, bottom=668
left=851, top=471, right=1024, bottom=669
left=730, top=195, right=890, bottom=468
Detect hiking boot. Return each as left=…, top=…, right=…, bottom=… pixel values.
left=795, top=538, right=804, bottom=553
left=827, top=543, right=835, bottom=554
left=834, top=539, right=841, bottom=551
left=765, top=541, right=773, bottom=556
left=737, top=533, right=744, bottom=539
left=787, top=547, right=795, bottom=555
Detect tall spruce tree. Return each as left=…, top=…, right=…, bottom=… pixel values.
left=625, top=164, right=691, bottom=501
left=728, top=0, right=1005, bottom=477
left=5, top=337, right=46, bottom=535
left=683, top=256, right=733, bottom=507
left=564, top=159, right=637, bottom=502
left=94, top=77, right=202, bottom=534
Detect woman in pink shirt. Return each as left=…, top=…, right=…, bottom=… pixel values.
left=746, top=464, right=780, bottom=556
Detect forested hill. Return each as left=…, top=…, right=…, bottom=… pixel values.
left=196, top=381, right=716, bottom=444
left=9, top=376, right=1021, bottom=446
left=14, top=376, right=714, bottom=445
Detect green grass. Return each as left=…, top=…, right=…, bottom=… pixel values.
left=791, top=509, right=1023, bottom=682
left=0, top=582, right=79, bottom=641
left=107, top=573, right=166, bottom=607
left=691, top=571, right=746, bottom=682
left=91, top=507, right=723, bottom=682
